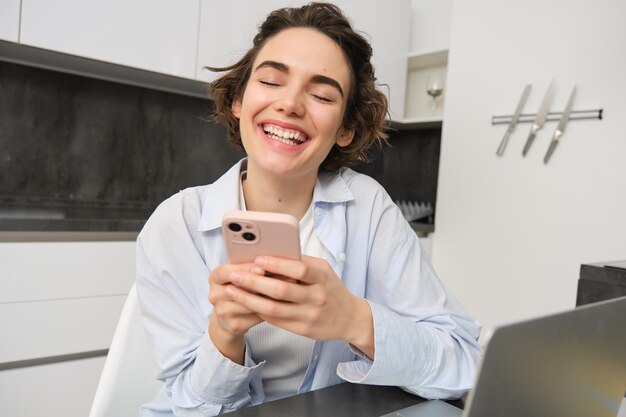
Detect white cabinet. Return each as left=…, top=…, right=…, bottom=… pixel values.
left=0, top=238, right=136, bottom=416
left=338, top=0, right=411, bottom=122
left=400, top=0, right=452, bottom=124
left=408, top=0, right=452, bottom=54
left=196, top=0, right=289, bottom=81
left=0, top=0, right=20, bottom=42
left=9, top=1, right=411, bottom=114
left=0, top=240, right=135, bottom=362
left=0, top=356, right=105, bottom=417
left=19, top=0, right=200, bottom=78
left=0, top=296, right=126, bottom=362
left=197, top=0, right=411, bottom=120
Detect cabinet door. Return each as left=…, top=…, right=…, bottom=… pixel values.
left=196, top=0, right=290, bottom=81
left=0, top=240, right=134, bottom=361
left=196, top=0, right=410, bottom=120
left=408, top=0, right=452, bottom=54
left=0, top=0, right=20, bottom=42
left=19, top=0, right=200, bottom=78
left=0, top=356, right=105, bottom=417
left=0, top=296, right=126, bottom=362
left=336, top=0, right=411, bottom=121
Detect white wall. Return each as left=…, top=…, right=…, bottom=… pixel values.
left=409, top=0, right=451, bottom=53
left=432, top=0, right=626, bottom=336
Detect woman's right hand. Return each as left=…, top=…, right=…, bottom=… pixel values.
left=208, top=263, right=264, bottom=364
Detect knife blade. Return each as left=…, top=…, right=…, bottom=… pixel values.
left=496, top=84, right=531, bottom=156
left=522, top=80, right=555, bottom=156
left=544, top=86, right=576, bottom=164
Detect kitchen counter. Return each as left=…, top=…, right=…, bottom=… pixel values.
left=0, top=205, right=149, bottom=233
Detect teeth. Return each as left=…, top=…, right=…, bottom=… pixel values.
left=263, top=124, right=307, bottom=145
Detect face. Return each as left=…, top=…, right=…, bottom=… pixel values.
left=231, top=27, right=354, bottom=182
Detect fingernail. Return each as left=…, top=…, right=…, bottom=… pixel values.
left=255, top=257, right=268, bottom=267
left=250, top=266, right=265, bottom=275
left=230, top=271, right=243, bottom=284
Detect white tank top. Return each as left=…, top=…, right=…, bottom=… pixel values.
left=239, top=180, right=331, bottom=401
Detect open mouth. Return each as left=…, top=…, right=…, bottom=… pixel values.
left=262, top=124, right=309, bottom=146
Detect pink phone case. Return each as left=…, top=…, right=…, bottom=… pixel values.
left=222, top=210, right=301, bottom=263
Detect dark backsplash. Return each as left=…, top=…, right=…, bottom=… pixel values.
left=0, top=61, right=244, bottom=230
left=354, top=127, right=440, bottom=207
left=0, top=61, right=439, bottom=231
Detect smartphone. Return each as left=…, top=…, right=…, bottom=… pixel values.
left=222, top=210, right=301, bottom=263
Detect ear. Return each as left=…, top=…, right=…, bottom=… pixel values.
left=336, top=129, right=354, bottom=147
left=231, top=99, right=242, bottom=118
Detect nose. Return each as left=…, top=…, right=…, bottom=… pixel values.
left=274, top=86, right=305, bottom=117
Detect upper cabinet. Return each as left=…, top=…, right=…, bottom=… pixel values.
left=408, top=0, right=451, bottom=55
left=339, top=0, right=411, bottom=122
left=196, top=0, right=411, bottom=121
left=5, top=0, right=412, bottom=118
left=19, top=0, right=200, bottom=79
left=400, top=0, right=452, bottom=125
left=0, top=0, right=20, bottom=42
left=196, top=1, right=289, bottom=81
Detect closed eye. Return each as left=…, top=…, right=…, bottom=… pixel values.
left=259, top=80, right=280, bottom=87
left=312, top=94, right=334, bottom=103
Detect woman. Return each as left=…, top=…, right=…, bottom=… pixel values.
left=136, top=3, right=481, bottom=416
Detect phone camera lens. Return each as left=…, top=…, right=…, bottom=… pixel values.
left=228, top=223, right=242, bottom=232
left=242, top=232, right=256, bottom=241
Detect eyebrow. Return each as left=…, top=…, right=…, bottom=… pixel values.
left=254, top=60, right=344, bottom=98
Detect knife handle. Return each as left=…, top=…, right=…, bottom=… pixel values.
left=496, top=130, right=512, bottom=156
left=522, top=131, right=537, bottom=157
left=543, top=140, right=559, bottom=164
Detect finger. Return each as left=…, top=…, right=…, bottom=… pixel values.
left=218, top=289, right=259, bottom=311
left=254, top=256, right=318, bottom=284
left=211, top=263, right=255, bottom=285
left=225, top=285, right=300, bottom=320
left=230, top=270, right=307, bottom=302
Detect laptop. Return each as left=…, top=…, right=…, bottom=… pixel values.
left=382, top=296, right=626, bottom=417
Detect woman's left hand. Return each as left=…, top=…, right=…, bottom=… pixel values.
left=225, top=255, right=375, bottom=358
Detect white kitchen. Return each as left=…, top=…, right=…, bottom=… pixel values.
left=1, top=1, right=625, bottom=416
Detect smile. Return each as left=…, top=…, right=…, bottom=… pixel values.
left=262, top=124, right=308, bottom=146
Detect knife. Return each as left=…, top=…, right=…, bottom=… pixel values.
left=496, top=84, right=531, bottom=156
left=522, top=80, right=555, bottom=156
left=544, top=86, right=576, bottom=164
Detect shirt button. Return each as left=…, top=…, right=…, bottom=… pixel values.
left=314, top=207, right=321, bottom=216
left=314, top=354, right=319, bottom=362
left=339, top=253, right=346, bottom=262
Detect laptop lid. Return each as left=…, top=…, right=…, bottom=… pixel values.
left=464, top=295, right=626, bottom=417
left=381, top=296, right=626, bottom=417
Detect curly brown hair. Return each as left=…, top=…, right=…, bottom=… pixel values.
left=206, top=2, right=389, bottom=172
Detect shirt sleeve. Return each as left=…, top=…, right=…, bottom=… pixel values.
left=337, top=189, right=482, bottom=400
left=135, top=198, right=266, bottom=415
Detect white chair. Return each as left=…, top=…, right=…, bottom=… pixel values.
left=89, top=284, right=162, bottom=417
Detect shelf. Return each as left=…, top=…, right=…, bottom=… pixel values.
left=388, top=116, right=442, bottom=130
left=404, top=49, right=449, bottom=122
left=407, top=49, right=448, bottom=69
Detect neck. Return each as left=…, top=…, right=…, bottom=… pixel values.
left=242, top=164, right=317, bottom=220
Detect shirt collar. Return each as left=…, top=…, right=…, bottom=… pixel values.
left=196, top=158, right=247, bottom=232
left=313, top=168, right=354, bottom=205
left=196, top=160, right=354, bottom=232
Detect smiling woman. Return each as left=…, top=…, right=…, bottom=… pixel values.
left=135, top=3, right=482, bottom=416
left=231, top=27, right=355, bottom=198
left=207, top=3, right=389, bottom=173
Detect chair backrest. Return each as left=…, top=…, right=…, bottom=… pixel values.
left=89, top=284, right=162, bottom=417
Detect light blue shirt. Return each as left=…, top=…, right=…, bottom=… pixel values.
left=136, top=159, right=482, bottom=416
